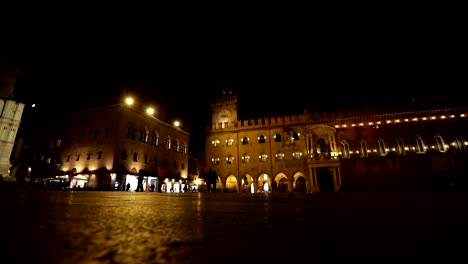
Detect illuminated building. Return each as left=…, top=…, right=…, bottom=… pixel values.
left=206, top=90, right=468, bottom=192
left=0, top=57, right=24, bottom=181
left=59, top=98, right=190, bottom=191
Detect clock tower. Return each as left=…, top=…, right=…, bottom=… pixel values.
left=211, top=87, right=238, bottom=125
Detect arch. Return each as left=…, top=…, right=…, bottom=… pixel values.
left=274, top=172, right=289, bottom=193
left=340, top=140, right=351, bottom=158
left=225, top=175, right=238, bottom=192
left=396, top=137, right=406, bottom=155
left=274, top=133, right=282, bottom=142
left=257, top=172, right=271, bottom=193
left=242, top=137, right=249, bottom=145
left=127, top=123, right=136, bottom=140
left=293, top=171, right=307, bottom=193
left=240, top=173, right=254, bottom=193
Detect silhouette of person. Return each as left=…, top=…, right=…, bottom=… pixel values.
left=126, top=183, right=131, bottom=191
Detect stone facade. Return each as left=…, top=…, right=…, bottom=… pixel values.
left=60, top=103, right=190, bottom=191
left=206, top=93, right=468, bottom=193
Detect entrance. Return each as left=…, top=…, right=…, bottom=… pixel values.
left=318, top=168, right=334, bottom=192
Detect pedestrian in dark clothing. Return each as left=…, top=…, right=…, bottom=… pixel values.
left=126, top=183, right=131, bottom=191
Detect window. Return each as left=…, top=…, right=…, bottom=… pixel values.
left=317, top=138, right=327, bottom=153
left=139, top=129, right=148, bottom=143
left=173, top=140, right=180, bottom=152
left=57, top=139, right=61, bottom=148
left=133, top=152, right=139, bottom=162
left=212, top=139, right=220, bottom=147
left=274, top=134, right=282, bottom=142
left=242, top=137, right=249, bottom=145
left=258, top=135, right=266, bottom=144
left=66, top=155, right=70, bottom=162
left=293, top=132, right=300, bottom=140
left=97, top=151, right=102, bottom=159
left=275, top=152, right=285, bottom=161
left=242, top=154, right=250, bottom=163
left=212, top=156, right=220, bottom=165
left=376, top=138, right=387, bottom=156
left=259, top=152, right=268, bottom=162
left=359, top=140, right=368, bottom=158
left=127, top=126, right=136, bottom=140
left=292, top=152, right=303, bottom=160
left=226, top=155, right=234, bottom=164
left=181, top=143, right=187, bottom=154
left=226, top=138, right=234, bottom=146
left=414, top=135, right=426, bottom=153
left=144, top=154, right=149, bottom=164
left=151, top=134, right=159, bottom=146
left=181, top=163, right=185, bottom=170
left=165, top=137, right=171, bottom=150
left=341, top=141, right=350, bottom=158
left=76, top=154, right=81, bottom=161
left=396, top=137, right=405, bottom=155
left=87, top=153, right=92, bottom=160
left=434, top=134, right=447, bottom=152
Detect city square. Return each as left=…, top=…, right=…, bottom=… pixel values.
left=1, top=186, right=467, bottom=263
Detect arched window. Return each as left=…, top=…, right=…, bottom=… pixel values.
left=242, top=137, right=249, bottom=145
left=293, top=132, right=300, bottom=140
left=226, top=155, right=234, bottom=164
left=258, top=135, right=266, bottom=144
left=226, top=138, right=234, bottom=146
left=434, top=134, right=447, bottom=152
left=173, top=139, right=180, bottom=152
left=359, top=140, right=368, bottom=158
left=396, top=137, right=405, bottom=155
left=259, top=152, right=268, bottom=162
left=274, top=134, right=282, bottom=142
left=317, top=138, right=327, bottom=153
left=139, top=128, right=148, bottom=143
left=165, top=137, right=171, bottom=150
left=211, top=156, right=220, bottom=165
left=242, top=154, right=250, bottom=163
left=150, top=133, right=158, bottom=146
left=181, top=143, right=187, bottom=154
left=376, top=138, right=387, bottom=156
left=414, top=135, right=426, bottom=153
left=212, top=139, right=220, bottom=147
left=133, top=152, right=138, bottom=162
left=341, top=141, right=350, bottom=158
left=127, top=125, right=136, bottom=140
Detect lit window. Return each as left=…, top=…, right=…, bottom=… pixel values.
left=242, top=154, right=250, bottom=163
left=259, top=153, right=268, bottom=162
left=275, top=152, right=285, bottom=161
left=292, top=152, right=303, bottom=160
left=212, top=139, right=220, bottom=147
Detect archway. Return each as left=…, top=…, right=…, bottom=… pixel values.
left=318, top=168, right=334, bottom=192
left=295, top=176, right=307, bottom=193
left=225, top=175, right=238, bottom=192
left=275, top=173, right=289, bottom=193
left=257, top=173, right=271, bottom=193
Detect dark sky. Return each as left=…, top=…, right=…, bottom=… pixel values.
left=2, top=22, right=464, bottom=155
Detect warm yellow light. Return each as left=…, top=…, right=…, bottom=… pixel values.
left=125, top=97, right=134, bottom=106
left=146, top=107, right=155, bottom=115
left=174, top=121, right=180, bottom=127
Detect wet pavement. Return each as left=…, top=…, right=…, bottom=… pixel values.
left=1, top=186, right=468, bottom=264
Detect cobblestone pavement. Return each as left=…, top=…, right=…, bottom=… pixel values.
left=1, top=186, right=468, bottom=264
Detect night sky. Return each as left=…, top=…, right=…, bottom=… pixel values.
left=2, top=23, right=464, bottom=155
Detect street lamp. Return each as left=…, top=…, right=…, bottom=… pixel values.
left=125, top=97, right=134, bottom=106
left=173, top=120, right=180, bottom=127
left=146, top=107, right=155, bottom=115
